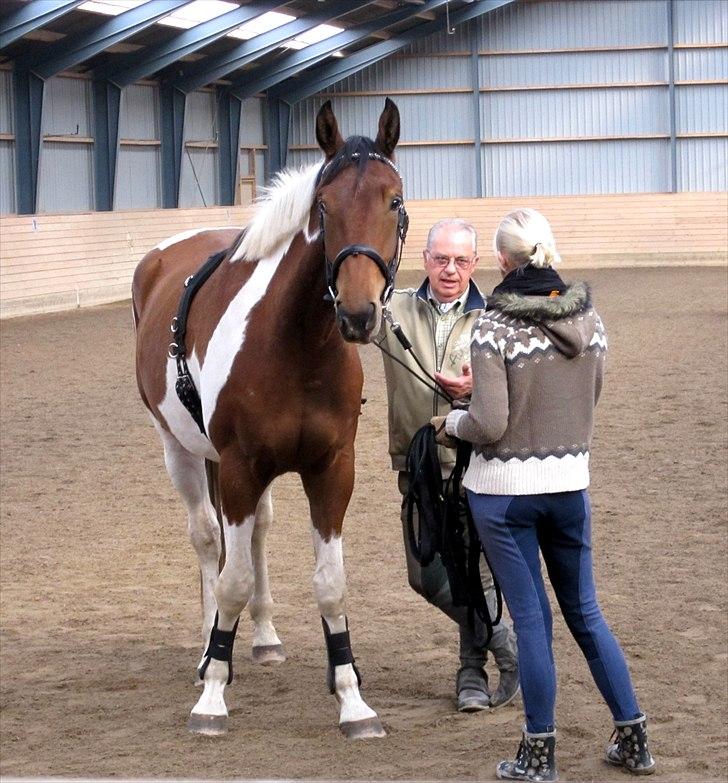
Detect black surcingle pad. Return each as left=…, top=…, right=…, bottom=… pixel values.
left=321, top=616, right=362, bottom=694
left=175, top=371, right=205, bottom=432
left=198, top=612, right=240, bottom=685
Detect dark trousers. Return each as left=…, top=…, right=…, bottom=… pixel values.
left=467, top=488, right=641, bottom=732
left=398, top=471, right=501, bottom=669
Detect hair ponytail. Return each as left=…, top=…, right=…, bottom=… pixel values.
left=494, top=208, right=561, bottom=269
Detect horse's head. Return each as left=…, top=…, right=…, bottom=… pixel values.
left=313, top=99, right=408, bottom=344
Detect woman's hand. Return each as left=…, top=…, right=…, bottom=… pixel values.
left=430, top=415, right=458, bottom=448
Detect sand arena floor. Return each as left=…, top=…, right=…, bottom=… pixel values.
left=1, top=266, right=726, bottom=782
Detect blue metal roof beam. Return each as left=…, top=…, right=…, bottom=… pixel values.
left=273, top=0, right=517, bottom=105
left=229, top=0, right=449, bottom=101
left=19, top=0, right=193, bottom=79
left=98, top=0, right=287, bottom=88
left=173, top=0, right=369, bottom=94
left=0, top=0, right=85, bottom=51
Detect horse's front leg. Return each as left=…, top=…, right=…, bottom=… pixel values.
left=187, top=456, right=262, bottom=736
left=302, top=454, right=386, bottom=740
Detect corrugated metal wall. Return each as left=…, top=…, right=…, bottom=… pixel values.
left=179, top=90, right=219, bottom=207
left=288, top=0, right=727, bottom=199
left=115, top=83, right=161, bottom=210
left=0, top=70, right=15, bottom=214
left=0, top=0, right=725, bottom=214
left=0, top=72, right=266, bottom=214
left=37, top=76, right=94, bottom=212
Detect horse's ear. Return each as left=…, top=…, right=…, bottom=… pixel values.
left=316, top=100, right=344, bottom=159
left=375, top=97, right=400, bottom=158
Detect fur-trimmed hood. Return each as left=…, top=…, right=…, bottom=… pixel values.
left=488, top=282, right=597, bottom=358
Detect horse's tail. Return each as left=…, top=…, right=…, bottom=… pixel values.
left=205, top=459, right=226, bottom=571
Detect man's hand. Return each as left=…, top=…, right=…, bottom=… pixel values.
left=430, top=415, right=458, bottom=448
left=434, top=362, right=472, bottom=401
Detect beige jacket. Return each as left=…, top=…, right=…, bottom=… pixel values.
left=376, top=279, right=486, bottom=472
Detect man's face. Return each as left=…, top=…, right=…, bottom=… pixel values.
left=423, top=226, right=479, bottom=303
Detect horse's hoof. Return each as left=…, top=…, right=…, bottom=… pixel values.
left=339, top=716, right=386, bottom=740
left=187, top=713, right=227, bottom=736
left=252, top=644, right=286, bottom=665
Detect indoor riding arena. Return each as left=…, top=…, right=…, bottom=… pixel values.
left=1, top=2, right=726, bottom=782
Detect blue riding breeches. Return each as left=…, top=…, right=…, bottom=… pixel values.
left=466, top=488, right=641, bottom=733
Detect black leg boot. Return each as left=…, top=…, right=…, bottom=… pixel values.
left=496, top=727, right=558, bottom=782
left=605, top=713, right=656, bottom=775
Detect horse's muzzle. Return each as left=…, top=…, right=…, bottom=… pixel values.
left=336, top=302, right=379, bottom=344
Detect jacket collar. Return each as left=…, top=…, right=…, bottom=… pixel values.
left=415, top=279, right=485, bottom=314
left=488, top=281, right=591, bottom=322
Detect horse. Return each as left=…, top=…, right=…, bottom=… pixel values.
left=132, top=99, right=407, bottom=739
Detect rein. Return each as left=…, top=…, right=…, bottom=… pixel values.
left=374, top=309, right=454, bottom=404
left=318, top=151, right=409, bottom=305
left=405, top=424, right=502, bottom=641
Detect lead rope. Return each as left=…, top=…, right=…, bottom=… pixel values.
left=373, top=310, right=454, bottom=404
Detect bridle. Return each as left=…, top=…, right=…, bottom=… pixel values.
left=318, top=151, right=409, bottom=306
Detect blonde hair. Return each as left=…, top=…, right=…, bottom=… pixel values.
left=493, top=208, right=561, bottom=269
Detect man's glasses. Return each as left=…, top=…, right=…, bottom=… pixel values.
left=426, top=251, right=475, bottom=270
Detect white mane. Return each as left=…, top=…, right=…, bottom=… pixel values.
left=230, top=161, right=323, bottom=262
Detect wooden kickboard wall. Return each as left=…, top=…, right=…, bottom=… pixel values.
left=1, top=192, right=726, bottom=318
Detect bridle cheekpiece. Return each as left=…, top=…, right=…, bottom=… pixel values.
left=318, top=151, right=409, bottom=306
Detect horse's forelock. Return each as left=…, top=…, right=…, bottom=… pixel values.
left=317, top=136, right=381, bottom=189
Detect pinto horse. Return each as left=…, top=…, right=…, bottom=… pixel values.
left=133, top=100, right=406, bottom=739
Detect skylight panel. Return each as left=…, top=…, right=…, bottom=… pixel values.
left=283, top=24, right=343, bottom=50
left=78, top=0, right=144, bottom=16
left=158, top=0, right=239, bottom=29
left=227, top=11, right=296, bottom=40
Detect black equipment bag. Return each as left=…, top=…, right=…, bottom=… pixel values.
left=404, top=424, right=503, bottom=641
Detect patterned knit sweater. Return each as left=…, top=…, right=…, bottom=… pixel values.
left=445, top=282, right=607, bottom=495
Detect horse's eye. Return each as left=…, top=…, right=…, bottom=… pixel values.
left=317, top=199, right=327, bottom=213
left=390, top=196, right=402, bottom=210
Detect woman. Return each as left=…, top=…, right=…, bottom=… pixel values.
left=435, top=208, right=655, bottom=781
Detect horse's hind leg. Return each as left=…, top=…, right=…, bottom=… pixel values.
left=302, top=459, right=386, bottom=740
left=155, top=424, right=220, bottom=649
left=248, top=486, right=286, bottom=664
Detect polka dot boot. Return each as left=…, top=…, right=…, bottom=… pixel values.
left=605, top=713, right=656, bottom=775
left=496, top=726, right=557, bottom=781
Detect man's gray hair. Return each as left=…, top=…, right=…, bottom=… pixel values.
left=427, top=219, right=478, bottom=253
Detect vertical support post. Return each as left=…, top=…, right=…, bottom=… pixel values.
left=93, top=79, right=122, bottom=211
left=266, top=96, right=291, bottom=177
left=667, top=0, right=678, bottom=193
left=161, top=84, right=186, bottom=208
left=13, top=67, right=44, bottom=215
left=217, top=89, right=242, bottom=206
left=469, top=21, right=483, bottom=198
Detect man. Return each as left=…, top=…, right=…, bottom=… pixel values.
left=376, top=218, right=519, bottom=711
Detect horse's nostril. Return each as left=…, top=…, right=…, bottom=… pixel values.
left=365, top=303, right=377, bottom=331
left=337, top=306, right=375, bottom=343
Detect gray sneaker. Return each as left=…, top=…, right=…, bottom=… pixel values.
left=487, top=620, right=520, bottom=710
left=490, top=667, right=520, bottom=710
left=456, top=666, right=490, bottom=712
